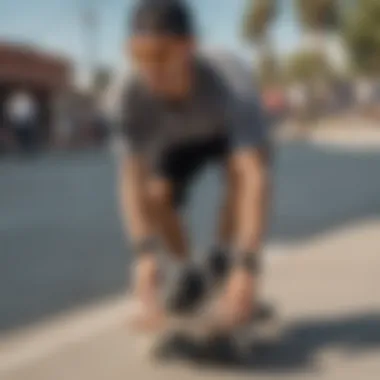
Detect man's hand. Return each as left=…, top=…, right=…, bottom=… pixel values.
left=217, top=267, right=256, bottom=328
left=129, top=254, right=167, bottom=331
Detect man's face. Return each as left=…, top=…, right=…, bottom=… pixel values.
left=128, top=34, right=194, bottom=97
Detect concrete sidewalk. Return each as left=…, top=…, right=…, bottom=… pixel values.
left=1, top=220, right=380, bottom=380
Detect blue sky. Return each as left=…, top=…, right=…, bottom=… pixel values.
left=0, top=0, right=301, bottom=79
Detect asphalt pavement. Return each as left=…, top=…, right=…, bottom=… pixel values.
left=1, top=143, right=380, bottom=332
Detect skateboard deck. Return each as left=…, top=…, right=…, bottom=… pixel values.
left=131, top=301, right=281, bottom=363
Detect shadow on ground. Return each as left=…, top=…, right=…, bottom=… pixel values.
left=167, top=312, right=380, bottom=375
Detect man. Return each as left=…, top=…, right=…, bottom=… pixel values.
left=117, top=0, right=271, bottom=330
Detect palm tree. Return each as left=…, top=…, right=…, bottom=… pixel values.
left=293, top=1, right=343, bottom=122
left=296, top=0, right=339, bottom=30
left=295, top=0, right=340, bottom=49
left=242, top=0, right=277, bottom=85
left=344, top=0, right=380, bottom=78
left=343, top=0, right=380, bottom=113
left=285, top=50, right=332, bottom=85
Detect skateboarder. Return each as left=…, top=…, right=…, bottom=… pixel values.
left=116, top=0, right=272, bottom=330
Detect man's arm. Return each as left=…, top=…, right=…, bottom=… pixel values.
left=119, top=155, right=155, bottom=245
left=115, top=78, right=157, bottom=252
left=230, top=146, right=271, bottom=255
left=211, top=51, right=272, bottom=258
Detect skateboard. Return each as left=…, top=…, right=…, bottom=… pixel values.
left=132, top=300, right=281, bottom=363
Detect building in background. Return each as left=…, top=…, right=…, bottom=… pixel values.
left=0, top=42, right=72, bottom=148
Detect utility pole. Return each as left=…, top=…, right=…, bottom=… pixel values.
left=81, top=1, right=98, bottom=91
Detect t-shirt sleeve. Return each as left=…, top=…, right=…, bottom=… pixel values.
left=204, top=50, right=271, bottom=150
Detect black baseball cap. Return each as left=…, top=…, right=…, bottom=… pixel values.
left=129, top=0, right=194, bottom=37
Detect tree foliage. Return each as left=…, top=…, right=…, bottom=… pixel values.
left=257, top=54, right=281, bottom=86
left=242, top=0, right=277, bottom=43
left=285, top=50, right=333, bottom=83
left=343, top=0, right=380, bottom=76
left=295, top=0, right=340, bottom=31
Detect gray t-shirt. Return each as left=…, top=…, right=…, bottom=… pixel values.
left=119, top=50, right=269, bottom=163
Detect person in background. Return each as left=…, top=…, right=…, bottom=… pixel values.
left=6, top=90, right=38, bottom=153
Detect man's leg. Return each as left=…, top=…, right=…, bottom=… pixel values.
left=121, top=162, right=194, bottom=328
left=146, top=143, right=206, bottom=261
left=145, top=176, right=208, bottom=313
left=120, top=151, right=198, bottom=327
left=134, top=141, right=227, bottom=316
left=145, top=177, right=189, bottom=262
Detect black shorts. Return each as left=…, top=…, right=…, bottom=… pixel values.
left=153, top=135, right=229, bottom=207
